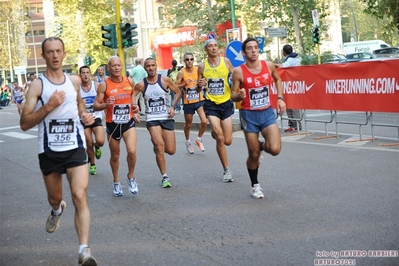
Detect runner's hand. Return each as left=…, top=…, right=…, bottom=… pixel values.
left=81, top=112, right=95, bottom=126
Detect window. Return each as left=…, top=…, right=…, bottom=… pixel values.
left=158, top=7, right=164, bottom=21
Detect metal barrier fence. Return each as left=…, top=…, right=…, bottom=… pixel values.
left=279, top=110, right=399, bottom=142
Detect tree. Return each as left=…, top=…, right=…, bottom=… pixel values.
left=361, top=0, right=399, bottom=45
left=53, top=0, right=133, bottom=73
left=0, top=0, right=29, bottom=72
left=160, top=0, right=330, bottom=58
left=243, top=0, right=330, bottom=55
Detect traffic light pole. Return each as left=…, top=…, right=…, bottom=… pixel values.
left=115, top=0, right=126, bottom=76
left=317, top=44, right=321, bottom=65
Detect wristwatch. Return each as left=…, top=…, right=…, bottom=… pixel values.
left=278, top=96, right=284, bottom=101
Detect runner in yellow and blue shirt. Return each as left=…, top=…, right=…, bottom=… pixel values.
left=197, top=39, right=235, bottom=183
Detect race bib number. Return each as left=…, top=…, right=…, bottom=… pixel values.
left=249, top=86, right=270, bottom=109
left=85, top=104, right=94, bottom=114
left=113, top=104, right=130, bottom=124
left=48, top=119, right=75, bottom=146
left=207, top=78, right=224, bottom=95
left=186, top=88, right=200, bottom=101
left=148, top=97, right=167, bottom=114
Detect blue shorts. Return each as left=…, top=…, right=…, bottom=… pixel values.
left=203, top=100, right=234, bottom=121
left=239, top=107, right=276, bottom=133
left=15, top=99, right=23, bottom=104
left=183, top=101, right=204, bottom=115
left=146, top=119, right=175, bottom=131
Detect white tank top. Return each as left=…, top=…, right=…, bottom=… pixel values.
left=35, top=74, right=86, bottom=153
left=80, top=80, right=102, bottom=119
left=144, top=74, right=172, bottom=122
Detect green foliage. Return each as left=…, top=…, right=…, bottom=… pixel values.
left=341, top=0, right=398, bottom=46
left=53, top=0, right=133, bottom=73
left=361, top=0, right=399, bottom=45
left=0, top=0, right=29, bottom=70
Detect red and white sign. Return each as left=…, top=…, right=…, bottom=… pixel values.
left=312, top=9, right=320, bottom=27
left=268, top=59, right=399, bottom=112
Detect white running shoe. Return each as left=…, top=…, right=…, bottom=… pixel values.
left=185, top=142, right=194, bottom=154
left=78, top=247, right=98, bottom=265
left=113, top=182, right=123, bottom=197
left=251, top=184, right=264, bottom=199
left=223, top=170, right=234, bottom=183
left=126, top=174, right=138, bottom=194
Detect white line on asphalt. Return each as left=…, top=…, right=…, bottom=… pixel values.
left=0, top=126, right=21, bottom=131
left=0, top=132, right=37, bottom=139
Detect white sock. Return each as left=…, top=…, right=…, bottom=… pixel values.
left=196, top=137, right=202, bottom=142
left=185, top=139, right=191, bottom=144
left=163, top=173, right=168, bottom=178
left=52, top=204, right=62, bottom=216
left=79, top=244, right=88, bottom=253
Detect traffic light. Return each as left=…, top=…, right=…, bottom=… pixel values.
left=312, top=26, right=320, bottom=44
left=101, top=24, right=117, bottom=49
left=120, top=23, right=138, bottom=48
left=55, top=23, right=63, bottom=37
left=84, top=56, right=93, bottom=66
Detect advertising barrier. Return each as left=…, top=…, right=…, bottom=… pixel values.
left=271, top=59, right=399, bottom=113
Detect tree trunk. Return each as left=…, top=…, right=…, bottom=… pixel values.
left=290, top=3, right=305, bottom=54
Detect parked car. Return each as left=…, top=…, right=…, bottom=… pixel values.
left=325, top=54, right=347, bottom=63
left=373, top=47, right=399, bottom=58
left=345, top=52, right=377, bottom=62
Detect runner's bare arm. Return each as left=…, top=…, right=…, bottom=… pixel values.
left=267, top=61, right=286, bottom=114
left=231, top=67, right=245, bottom=102
left=93, top=81, right=109, bottom=111
left=20, top=79, right=66, bottom=131
left=175, top=71, right=186, bottom=89
left=196, top=62, right=205, bottom=92
left=128, top=77, right=138, bottom=113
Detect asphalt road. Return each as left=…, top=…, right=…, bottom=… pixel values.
left=1, top=105, right=398, bottom=266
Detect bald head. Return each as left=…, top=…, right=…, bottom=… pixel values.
left=108, top=56, right=122, bottom=65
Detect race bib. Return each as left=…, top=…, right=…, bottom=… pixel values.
left=186, top=88, right=200, bottom=101
left=249, top=86, right=270, bottom=109
left=85, top=104, right=94, bottom=114
left=148, top=97, right=167, bottom=114
left=48, top=119, right=75, bottom=146
left=113, top=104, right=130, bottom=124
left=207, top=78, right=225, bottom=95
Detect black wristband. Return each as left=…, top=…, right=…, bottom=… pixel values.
left=278, top=96, right=284, bottom=101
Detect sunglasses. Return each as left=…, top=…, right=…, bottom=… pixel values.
left=184, top=58, right=194, bottom=61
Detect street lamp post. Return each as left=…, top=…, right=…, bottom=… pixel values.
left=27, top=13, right=39, bottom=77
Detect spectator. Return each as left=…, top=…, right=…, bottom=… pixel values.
left=275, top=44, right=301, bottom=132
left=167, top=59, right=181, bottom=113
left=130, top=58, right=147, bottom=115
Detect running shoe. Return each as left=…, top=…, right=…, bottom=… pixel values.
left=78, top=247, right=98, bottom=266
left=195, top=139, right=205, bottom=152
left=46, top=200, right=67, bottom=233
left=113, top=182, right=123, bottom=197
left=126, top=174, right=138, bottom=194
left=94, top=145, right=102, bottom=160
left=162, top=177, right=172, bottom=188
left=251, top=184, right=264, bottom=199
left=89, top=165, right=96, bottom=175
left=185, top=142, right=194, bottom=154
left=223, top=170, right=234, bottom=183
